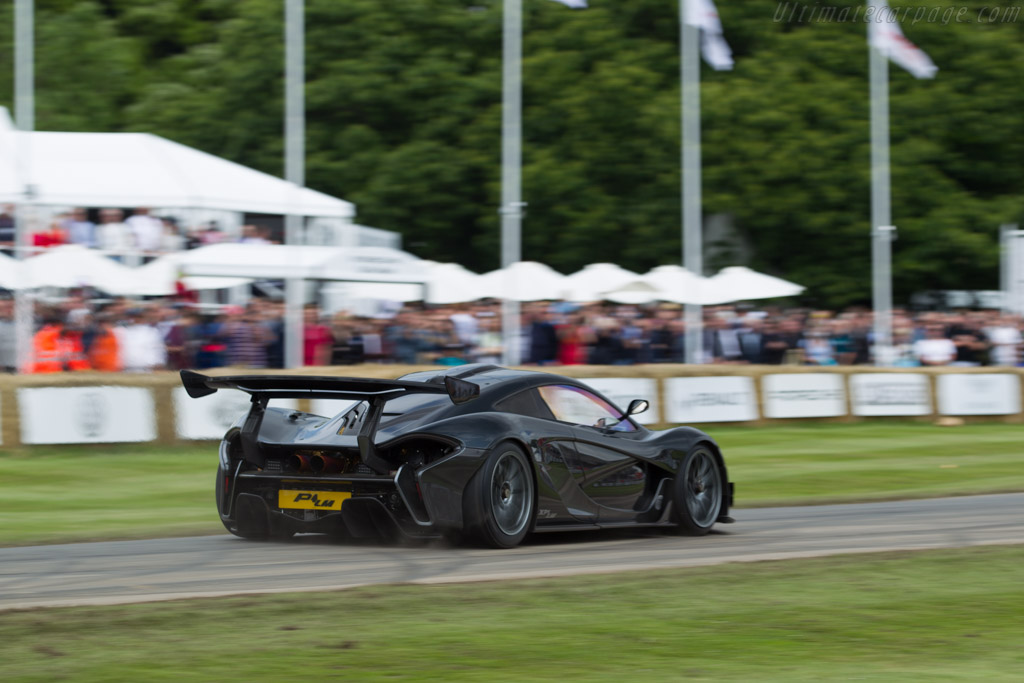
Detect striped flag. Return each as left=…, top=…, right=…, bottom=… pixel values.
left=685, top=0, right=734, bottom=71
left=869, top=1, right=938, bottom=78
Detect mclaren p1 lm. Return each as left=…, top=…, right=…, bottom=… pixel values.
left=181, top=364, right=734, bottom=548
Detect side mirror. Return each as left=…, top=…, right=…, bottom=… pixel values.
left=626, top=399, right=649, bottom=416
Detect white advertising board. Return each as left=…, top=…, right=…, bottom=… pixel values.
left=762, top=373, right=847, bottom=419
left=664, top=376, right=758, bottom=423
left=19, top=386, right=156, bottom=444
left=849, top=374, right=932, bottom=417
left=937, top=374, right=1021, bottom=416
left=581, top=378, right=659, bottom=425
left=173, top=387, right=297, bottom=440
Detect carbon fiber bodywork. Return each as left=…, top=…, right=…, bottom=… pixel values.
left=190, top=365, right=734, bottom=542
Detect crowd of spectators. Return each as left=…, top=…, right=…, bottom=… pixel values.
left=2, top=204, right=1023, bottom=372
left=1, top=295, right=1022, bottom=374
left=0, top=204, right=261, bottom=260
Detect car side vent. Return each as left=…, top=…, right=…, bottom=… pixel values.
left=355, top=463, right=374, bottom=475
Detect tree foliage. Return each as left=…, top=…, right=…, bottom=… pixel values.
left=1, top=0, right=1022, bottom=307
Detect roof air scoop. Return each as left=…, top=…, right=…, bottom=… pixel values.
left=444, top=376, right=480, bottom=405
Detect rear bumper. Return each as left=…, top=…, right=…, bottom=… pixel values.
left=226, top=467, right=439, bottom=539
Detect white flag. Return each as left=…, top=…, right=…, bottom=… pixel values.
left=684, top=0, right=734, bottom=71
left=549, top=0, right=588, bottom=8
left=868, top=1, right=938, bottom=79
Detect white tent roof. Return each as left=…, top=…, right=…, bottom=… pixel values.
left=132, top=252, right=254, bottom=296
left=477, top=261, right=567, bottom=302
left=322, top=261, right=486, bottom=305
left=176, top=243, right=428, bottom=284
left=563, top=263, right=641, bottom=302
left=18, top=245, right=138, bottom=292
left=0, top=107, right=354, bottom=218
left=0, top=251, right=23, bottom=290
left=0, top=246, right=255, bottom=294
left=702, top=266, right=805, bottom=304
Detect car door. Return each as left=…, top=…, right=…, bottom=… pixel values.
left=536, top=385, right=648, bottom=523
left=493, top=388, right=598, bottom=524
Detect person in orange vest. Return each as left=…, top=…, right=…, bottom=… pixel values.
left=60, top=322, right=92, bottom=371
left=29, top=315, right=65, bottom=373
left=29, top=315, right=91, bottom=373
left=87, top=315, right=122, bottom=372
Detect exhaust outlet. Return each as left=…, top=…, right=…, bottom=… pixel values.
left=311, top=454, right=343, bottom=474
left=287, top=454, right=313, bottom=472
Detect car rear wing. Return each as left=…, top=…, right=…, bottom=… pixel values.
left=180, top=370, right=479, bottom=473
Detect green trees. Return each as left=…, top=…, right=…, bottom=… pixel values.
left=2, top=0, right=1021, bottom=307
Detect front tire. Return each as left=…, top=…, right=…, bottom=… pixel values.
left=672, top=445, right=723, bottom=536
left=464, top=443, right=535, bottom=548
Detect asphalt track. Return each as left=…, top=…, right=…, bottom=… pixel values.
left=2, top=493, right=1022, bottom=611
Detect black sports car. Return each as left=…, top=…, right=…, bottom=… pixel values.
left=181, top=364, right=734, bottom=548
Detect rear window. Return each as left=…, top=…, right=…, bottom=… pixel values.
left=494, top=389, right=556, bottom=420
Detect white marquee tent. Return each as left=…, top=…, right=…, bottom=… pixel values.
left=0, top=245, right=252, bottom=295
left=308, top=261, right=486, bottom=308
left=477, top=261, right=567, bottom=302
left=0, top=107, right=354, bottom=218
left=702, top=266, right=805, bottom=304
left=601, top=265, right=710, bottom=305
left=563, top=263, right=641, bottom=302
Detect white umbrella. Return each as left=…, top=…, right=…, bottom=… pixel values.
left=477, top=261, right=566, bottom=302
left=426, top=262, right=486, bottom=304
left=599, top=279, right=664, bottom=305
left=702, top=266, right=804, bottom=304
left=21, top=245, right=138, bottom=293
left=563, top=263, right=641, bottom=302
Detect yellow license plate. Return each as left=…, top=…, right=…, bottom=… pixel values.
left=278, top=490, right=351, bottom=511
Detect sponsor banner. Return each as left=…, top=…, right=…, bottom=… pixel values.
left=173, top=387, right=297, bottom=440
left=762, top=373, right=847, bottom=419
left=581, top=378, right=659, bottom=425
left=664, top=376, right=758, bottom=423
left=937, top=374, right=1021, bottom=416
left=309, top=398, right=359, bottom=419
left=19, top=387, right=156, bottom=444
left=849, top=374, right=932, bottom=417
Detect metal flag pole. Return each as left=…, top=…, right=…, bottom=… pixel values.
left=681, top=0, right=704, bottom=364
left=13, top=0, right=34, bottom=374
left=284, top=0, right=305, bottom=368
left=869, top=43, right=894, bottom=364
left=500, top=0, right=523, bottom=366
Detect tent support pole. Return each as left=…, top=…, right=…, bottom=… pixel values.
left=283, top=0, right=305, bottom=368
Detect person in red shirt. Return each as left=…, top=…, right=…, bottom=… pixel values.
left=303, top=305, right=333, bottom=366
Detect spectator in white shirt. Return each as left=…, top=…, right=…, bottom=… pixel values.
left=912, top=324, right=957, bottom=366
left=113, top=308, right=167, bottom=372
left=126, top=208, right=165, bottom=256
left=96, top=209, right=134, bottom=261
left=985, top=316, right=1022, bottom=366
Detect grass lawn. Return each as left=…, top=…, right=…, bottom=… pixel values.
left=1, top=422, right=1023, bottom=546
left=1, top=546, right=1022, bottom=681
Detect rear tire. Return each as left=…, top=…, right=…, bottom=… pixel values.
left=671, top=445, right=723, bottom=536
left=464, top=442, right=535, bottom=549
